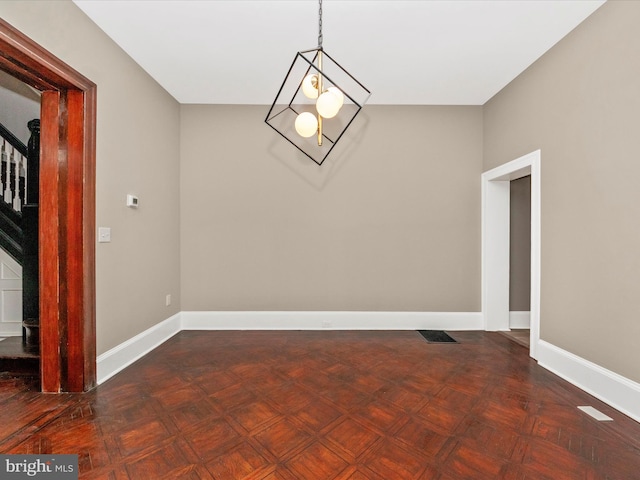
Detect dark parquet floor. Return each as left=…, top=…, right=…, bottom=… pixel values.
left=1, top=330, right=639, bottom=479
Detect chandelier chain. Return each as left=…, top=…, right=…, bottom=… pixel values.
left=318, top=0, right=323, bottom=48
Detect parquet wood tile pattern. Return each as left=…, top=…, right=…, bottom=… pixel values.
left=1, top=331, right=640, bottom=479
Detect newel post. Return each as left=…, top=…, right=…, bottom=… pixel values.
left=22, top=119, right=40, bottom=345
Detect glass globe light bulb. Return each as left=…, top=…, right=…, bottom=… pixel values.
left=327, top=87, right=344, bottom=110
left=316, top=91, right=341, bottom=119
left=295, top=112, right=318, bottom=138
left=301, top=74, right=319, bottom=99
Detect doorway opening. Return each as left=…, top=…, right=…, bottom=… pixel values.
left=503, top=174, right=532, bottom=348
left=0, top=69, right=40, bottom=371
left=0, top=18, right=97, bottom=392
left=481, top=150, right=541, bottom=359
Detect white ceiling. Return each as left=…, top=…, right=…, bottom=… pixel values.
left=73, top=0, right=605, bottom=105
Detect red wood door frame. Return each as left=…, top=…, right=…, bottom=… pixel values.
left=0, top=19, right=96, bottom=392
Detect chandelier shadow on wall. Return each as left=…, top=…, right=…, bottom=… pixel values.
left=265, top=0, right=371, bottom=166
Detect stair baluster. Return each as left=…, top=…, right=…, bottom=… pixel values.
left=12, top=150, right=21, bottom=212
left=7, top=147, right=14, bottom=204
left=1, top=142, right=8, bottom=203
left=19, top=161, right=26, bottom=209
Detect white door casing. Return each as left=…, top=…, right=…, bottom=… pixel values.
left=482, top=150, right=541, bottom=359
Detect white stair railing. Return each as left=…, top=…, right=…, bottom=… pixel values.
left=0, top=135, right=28, bottom=213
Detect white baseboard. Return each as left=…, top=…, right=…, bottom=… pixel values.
left=509, top=311, right=530, bottom=329
left=96, top=313, right=182, bottom=385
left=180, top=311, right=484, bottom=331
left=537, top=340, right=640, bottom=423
left=97, top=311, right=481, bottom=385
left=95, top=311, right=640, bottom=424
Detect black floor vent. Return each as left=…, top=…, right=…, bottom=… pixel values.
left=418, top=330, right=458, bottom=343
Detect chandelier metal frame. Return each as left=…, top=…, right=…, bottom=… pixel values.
left=265, top=0, right=371, bottom=166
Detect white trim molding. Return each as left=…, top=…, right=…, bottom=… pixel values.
left=509, top=311, right=531, bottom=329
left=180, top=311, right=483, bottom=331
left=537, top=340, right=640, bottom=423
left=97, top=313, right=182, bottom=384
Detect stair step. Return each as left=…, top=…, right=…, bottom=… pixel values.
left=0, top=337, right=39, bottom=376
left=0, top=337, right=38, bottom=359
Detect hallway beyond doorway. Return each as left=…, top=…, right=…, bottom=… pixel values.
left=500, top=328, right=530, bottom=348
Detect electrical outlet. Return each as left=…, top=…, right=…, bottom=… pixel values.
left=165, top=294, right=171, bottom=306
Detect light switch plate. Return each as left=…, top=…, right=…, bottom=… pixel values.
left=98, top=227, right=111, bottom=243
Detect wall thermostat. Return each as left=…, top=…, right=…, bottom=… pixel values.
left=126, top=194, right=139, bottom=208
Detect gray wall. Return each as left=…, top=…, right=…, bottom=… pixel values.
left=3, top=0, right=637, bottom=388
left=181, top=105, right=482, bottom=312
left=0, top=0, right=182, bottom=355
left=510, top=176, right=531, bottom=312
left=484, top=1, right=640, bottom=382
left=0, top=70, right=40, bottom=145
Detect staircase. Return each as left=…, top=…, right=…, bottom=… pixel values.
left=0, top=119, right=40, bottom=376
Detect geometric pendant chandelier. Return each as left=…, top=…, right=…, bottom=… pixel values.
left=265, top=0, right=371, bottom=166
